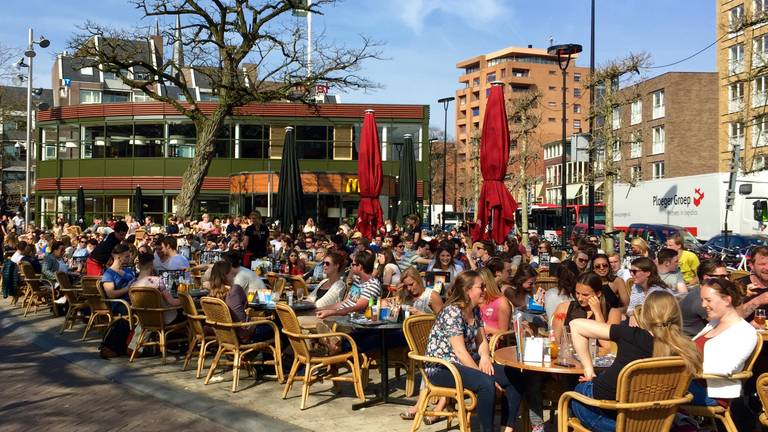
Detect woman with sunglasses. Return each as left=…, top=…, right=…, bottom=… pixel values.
left=591, top=254, right=628, bottom=310
left=680, top=259, right=728, bottom=337
left=689, top=277, right=758, bottom=407
left=530, top=240, right=561, bottom=271
left=625, top=256, right=670, bottom=318
left=308, top=250, right=348, bottom=309
left=424, top=270, right=522, bottom=432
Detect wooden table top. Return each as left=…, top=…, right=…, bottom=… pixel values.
left=493, top=346, right=585, bottom=375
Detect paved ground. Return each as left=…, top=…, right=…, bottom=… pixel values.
left=0, top=300, right=452, bottom=432
left=0, top=330, right=229, bottom=432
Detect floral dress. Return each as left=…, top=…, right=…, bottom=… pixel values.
left=424, top=304, right=483, bottom=376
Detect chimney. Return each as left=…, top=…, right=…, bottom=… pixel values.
left=527, top=44, right=533, bottom=48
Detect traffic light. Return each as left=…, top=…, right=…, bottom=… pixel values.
left=726, top=190, right=735, bottom=210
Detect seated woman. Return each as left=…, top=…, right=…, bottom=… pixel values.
left=478, top=268, right=511, bottom=341
left=551, top=272, right=621, bottom=354
left=307, top=250, right=348, bottom=309
left=569, top=290, right=702, bottom=432
left=393, top=266, right=443, bottom=315
left=544, top=260, right=577, bottom=322
left=132, top=252, right=184, bottom=325
left=373, top=247, right=401, bottom=287
left=503, top=264, right=538, bottom=310
left=625, top=256, right=670, bottom=318
left=21, top=244, right=42, bottom=274
left=286, top=250, right=306, bottom=277
left=424, top=270, right=522, bottom=432
left=427, top=244, right=465, bottom=282
left=530, top=240, right=561, bottom=271
left=208, top=260, right=271, bottom=342
left=690, top=278, right=758, bottom=406
left=101, top=244, right=136, bottom=315
left=591, top=253, right=628, bottom=310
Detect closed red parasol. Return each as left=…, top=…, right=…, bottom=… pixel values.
left=356, top=109, right=384, bottom=239
left=472, top=83, right=518, bottom=244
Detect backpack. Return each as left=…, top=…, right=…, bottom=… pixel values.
left=99, top=319, right=131, bottom=358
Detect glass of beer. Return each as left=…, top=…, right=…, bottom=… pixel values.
left=755, top=309, right=767, bottom=327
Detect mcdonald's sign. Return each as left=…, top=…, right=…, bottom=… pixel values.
left=345, top=178, right=360, bottom=193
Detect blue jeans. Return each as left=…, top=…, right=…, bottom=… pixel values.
left=430, top=363, right=522, bottom=432
left=571, top=381, right=616, bottom=432
left=688, top=381, right=718, bottom=406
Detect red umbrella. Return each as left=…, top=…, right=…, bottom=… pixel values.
left=472, top=83, right=518, bottom=244
left=356, top=109, right=384, bottom=239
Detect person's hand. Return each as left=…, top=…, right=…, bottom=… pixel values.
left=578, top=369, right=596, bottom=382
left=478, top=355, right=494, bottom=376
left=315, top=309, right=332, bottom=319
left=752, top=290, right=768, bottom=306
left=746, top=283, right=759, bottom=297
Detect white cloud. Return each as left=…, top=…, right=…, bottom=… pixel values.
left=391, top=0, right=509, bottom=33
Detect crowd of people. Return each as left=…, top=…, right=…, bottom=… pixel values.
left=2, top=210, right=767, bottom=432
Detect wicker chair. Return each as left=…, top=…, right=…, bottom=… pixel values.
left=558, top=357, right=694, bottom=432
left=55, top=271, right=87, bottom=334
left=179, top=292, right=216, bottom=378
left=404, top=314, right=477, bottom=432
left=679, top=337, right=763, bottom=432
left=200, top=297, right=284, bottom=393
left=535, top=275, right=559, bottom=292
left=19, top=261, right=56, bottom=317
left=79, top=276, right=134, bottom=341
left=272, top=278, right=287, bottom=299
left=758, top=372, right=768, bottom=427
left=289, top=276, right=310, bottom=298
left=274, top=303, right=366, bottom=410
left=128, top=286, right=187, bottom=363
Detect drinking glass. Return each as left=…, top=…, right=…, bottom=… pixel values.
left=756, top=309, right=767, bottom=328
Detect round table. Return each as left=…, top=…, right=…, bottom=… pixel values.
left=248, top=300, right=316, bottom=312
left=493, top=346, right=585, bottom=375
left=328, top=316, right=411, bottom=410
left=494, top=346, right=585, bottom=431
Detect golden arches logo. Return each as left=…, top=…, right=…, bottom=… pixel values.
left=345, top=178, right=360, bottom=193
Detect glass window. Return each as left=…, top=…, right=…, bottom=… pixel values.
left=295, top=125, right=332, bottom=159
left=105, top=124, right=133, bottom=157
left=82, top=124, right=106, bottom=159
left=383, top=123, right=421, bottom=161
left=102, top=91, right=130, bottom=103
left=239, top=124, right=270, bottom=158
left=133, top=123, right=164, bottom=157
left=168, top=122, right=196, bottom=158
left=80, top=89, right=101, bottom=104
left=41, top=126, right=58, bottom=161
left=214, top=124, right=232, bottom=158
left=57, top=125, right=80, bottom=160
left=198, top=195, right=230, bottom=215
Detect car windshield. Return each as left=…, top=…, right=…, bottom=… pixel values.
left=748, top=236, right=768, bottom=246
left=680, top=230, right=701, bottom=246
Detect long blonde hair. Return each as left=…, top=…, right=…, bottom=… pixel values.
left=630, top=237, right=650, bottom=256
left=479, top=268, right=503, bottom=302
left=444, top=271, right=480, bottom=310
left=634, top=290, right=702, bottom=375
left=397, top=266, right=426, bottom=304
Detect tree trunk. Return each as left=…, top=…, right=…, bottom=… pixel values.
left=603, top=86, right=615, bottom=253
left=174, top=108, right=228, bottom=218
left=519, top=113, right=530, bottom=247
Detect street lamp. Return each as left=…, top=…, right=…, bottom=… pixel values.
left=428, top=137, right=438, bottom=227
left=547, top=43, right=582, bottom=247
left=437, top=96, right=454, bottom=231
left=22, top=28, right=50, bottom=227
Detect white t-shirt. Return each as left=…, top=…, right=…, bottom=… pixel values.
left=234, top=267, right=266, bottom=293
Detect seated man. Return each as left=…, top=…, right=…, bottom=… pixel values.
left=315, top=250, right=380, bottom=319
left=656, top=247, right=687, bottom=294
left=153, top=236, right=190, bottom=272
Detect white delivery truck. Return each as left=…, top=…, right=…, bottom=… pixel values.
left=613, top=172, right=768, bottom=240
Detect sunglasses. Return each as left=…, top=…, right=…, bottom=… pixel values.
left=577, top=258, right=588, bottom=263
left=322, top=261, right=333, bottom=266
left=593, top=263, right=609, bottom=269
left=629, top=269, right=646, bottom=275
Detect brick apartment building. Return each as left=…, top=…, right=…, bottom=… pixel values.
left=454, top=45, right=589, bottom=210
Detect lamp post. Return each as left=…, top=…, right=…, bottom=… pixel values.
left=587, top=0, right=596, bottom=235
left=428, top=137, right=438, bottom=227
left=547, top=43, right=582, bottom=247
left=22, top=28, right=50, bottom=227
left=437, top=96, right=454, bottom=231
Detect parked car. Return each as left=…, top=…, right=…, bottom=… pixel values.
left=704, top=233, right=768, bottom=251
left=622, top=223, right=704, bottom=254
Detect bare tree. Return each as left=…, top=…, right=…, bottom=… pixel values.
left=70, top=0, right=381, bottom=217
left=506, top=90, right=542, bottom=246
left=586, top=52, right=650, bottom=251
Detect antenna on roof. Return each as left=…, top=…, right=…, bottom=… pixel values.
left=548, top=36, right=554, bottom=47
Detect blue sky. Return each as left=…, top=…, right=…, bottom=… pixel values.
left=0, top=0, right=716, bottom=135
